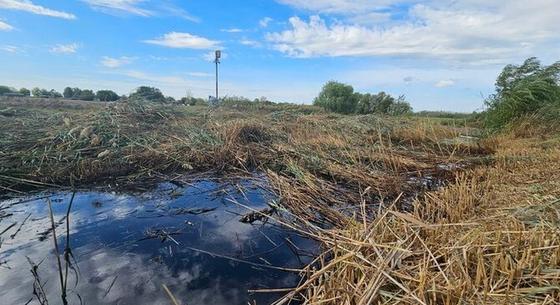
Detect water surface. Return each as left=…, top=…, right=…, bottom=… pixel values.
left=0, top=179, right=317, bottom=305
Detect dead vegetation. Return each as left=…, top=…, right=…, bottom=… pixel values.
left=2, top=99, right=557, bottom=304
left=282, top=133, right=560, bottom=305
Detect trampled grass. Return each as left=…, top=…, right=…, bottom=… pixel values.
left=1, top=98, right=558, bottom=304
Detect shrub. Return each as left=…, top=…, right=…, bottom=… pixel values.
left=313, top=81, right=357, bottom=114
left=19, top=88, right=30, bottom=96
left=0, top=85, right=16, bottom=95
left=485, top=57, right=560, bottom=130
left=129, top=86, right=166, bottom=102
left=314, top=81, right=413, bottom=115
left=387, top=98, right=413, bottom=116
left=79, top=89, right=95, bottom=101
left=96, top=90, right=120, bottom=102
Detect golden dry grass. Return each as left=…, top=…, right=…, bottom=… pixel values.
left=283, top=133, right=560, bottom=305
left=4, top=99, right=554, bottom=305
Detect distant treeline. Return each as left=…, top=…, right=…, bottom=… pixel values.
left=4, top=56, right=557, bottom=127
left=0, top=85, right=123, bottom=101
left=313, top=81, right=412, bottom=115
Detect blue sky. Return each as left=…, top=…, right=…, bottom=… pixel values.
left=1, top=0, right=559, bottom=112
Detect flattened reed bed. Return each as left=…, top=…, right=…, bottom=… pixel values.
left=4, top=99, right=537, bottom=304
left=283, top=134, right=560, bottom=305
left=0, top=101, right=487, bottom=197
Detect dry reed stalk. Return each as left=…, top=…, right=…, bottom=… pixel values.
left=286, top=133, right=560, bottom=305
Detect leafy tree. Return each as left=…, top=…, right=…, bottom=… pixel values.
left=79, top=89, right=95, bottom=101
left=485, top=57, right=560, bottom=129
left=129, top=86, right=165, bottom=102
left=0, top=85, right=15, bottom=95
left=96, top=90, right=120, bottom=102
left=63, top=87, right=74, bottom=99
left=19, top=88, right=31, bottom=96
left=71, top=88, right=82, bottom=99
left=49, top=89, right=62, bottom=98
left=371, top=92, right=395, bottom=114
left=313, top=81, right=357, bottom=114
left=180, top=96, right=207, bottom=106
left=355, top=93, right=374, bottom=114
left=387, top=97, right=413, bottom=115
left=31, top=87, right=42, bottom=97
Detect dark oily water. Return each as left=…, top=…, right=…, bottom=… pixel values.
left=0, top=179, right=318, bottom=305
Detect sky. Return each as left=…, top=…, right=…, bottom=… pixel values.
left=0, top=0, right=559, bottom=112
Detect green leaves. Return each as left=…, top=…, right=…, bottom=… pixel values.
left=313, top=81, right=412, bottom=115
left=485, top=57, right=560, bottom=130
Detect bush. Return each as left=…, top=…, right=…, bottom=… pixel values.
left=180, top=96, right=207, bottom=106
left=0, top=85, right=17, bottom=95
left=485, top=57, right=560, bottom=130
left=63, top=87, right=74, bottom=99
left=387, top=98, right=413, bottom=116
left=31, top=87, right=62, bottom=98
left=96, top=90, right=120, bottom=102
left=313, top=81, right=357, bottom=114
left=19, top=88, right=30, bottom=96
left=129, top=86, right=166, bottom=102
left=79, top=89, right=95, bottom=101
left=314, top=81, right=413, bottom=115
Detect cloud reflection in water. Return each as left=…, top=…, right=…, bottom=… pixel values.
left=0, top=179, right=317, bottom=305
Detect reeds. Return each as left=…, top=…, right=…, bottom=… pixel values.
left=3, top=99, right=557, bottom=304
left=284, top=131, right=560, bottom=305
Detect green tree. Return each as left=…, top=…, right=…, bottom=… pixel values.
left=96, top=90, right=120, bottom=101
left=71, top=88, right=82, bottom=99
left=0, top=85, right=15, bottom=95
left=355, top=93, right=373, bottom=114
left=63, top=87, right=74, bottom=99
left=31, top=87, right=42, bottom=97
left=371, top=92, right=396, bottom=114
left=49, top=89, right=62, bottom=98
left=79, top=89, right=95, bottom=101
left=313, top=81, right=357, bottom=114
left=19, top=88, right=31, bottom=96
left=129, top=86, right=165, bottom=102
left=387, top=96, right=413, bottom=115
left=485, top=57, right=560, bottom=129
left=180, top=96, right=207, bottom=106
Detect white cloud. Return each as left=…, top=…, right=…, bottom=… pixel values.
left=50, top=43, right=80, bottom=54
left=276, top=0, right=394, bottom=14
left=259, top=17, right=273, bottom=27
left=435, top=79, right=455, bottom=88
left=0, top=19, right=13, bottom=30
left=82, top=0, right=152, bottom=16
left=0, top=45, right=19, bottom=52
left=240, top=39, right=261, bottom=47
left=266, top=1, right=560, bottom=63
left=221, top=28, right=243, bottom=33
left=101, top=56, right=135, bottom=68
left=144, top=32, right=219, bottom=49
left=157, top=2, right=199, bottom=22
left=0, top=0, right=76, bottom=19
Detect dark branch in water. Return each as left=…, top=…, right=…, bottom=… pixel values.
left=47, top=198, right=68, bottom=305
left=10, top=213, right=31, bottom=239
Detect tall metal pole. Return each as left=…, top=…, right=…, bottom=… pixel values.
left=214, top=50, right=221, bottom=100
left=215, top=58, right=219, bottom=100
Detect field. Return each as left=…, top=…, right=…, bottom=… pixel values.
left=1, top=97, right=559, bottom=304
